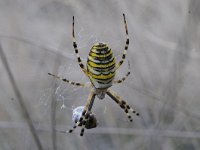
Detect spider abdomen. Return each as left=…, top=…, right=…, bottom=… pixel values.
left=86, top=43, right=116, bottom=89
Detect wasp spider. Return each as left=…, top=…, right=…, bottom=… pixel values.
left=48, top=14, right=139, bottom=136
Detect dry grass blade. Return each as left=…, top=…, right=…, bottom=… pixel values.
left=0, top=43, right=43, bottom=150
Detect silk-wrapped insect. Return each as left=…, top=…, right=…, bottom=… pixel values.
left=72, top=106, right=98, bottom=129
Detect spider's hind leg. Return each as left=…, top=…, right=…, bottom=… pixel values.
left=114, top=61, right=131, bottom=84
left=106, top=89, right=139, bottom=122
left=116, top=13, right=129, bottom=70
left=72, top=16, right=88, bottom=75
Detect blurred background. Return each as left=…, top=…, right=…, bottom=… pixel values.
left=0, top=0, right=200, bottom=149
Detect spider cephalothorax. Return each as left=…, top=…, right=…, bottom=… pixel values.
left=92, top=88, right=107, bottom=99
left=48, top=14, right=139, bottom=136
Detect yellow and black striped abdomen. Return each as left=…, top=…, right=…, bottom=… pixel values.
left=86, top=43, right=116, bottom=89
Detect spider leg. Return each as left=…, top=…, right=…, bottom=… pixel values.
left=106, top=89, right=139, bottom=122
left=114, top=61, right=130, bottom=84
left=116, top=13, right=129, bottom=70
left=48, top=73, right=87, bottom=87
left=72, top=16, right=88, bottom=75
left=68, top=91, right=96, bottom=136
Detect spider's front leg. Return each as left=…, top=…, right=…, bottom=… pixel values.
left=68, top=92, right=96, bottom=136
left=106, top=89, right=139, bottom=122
left=48, top=73, right=87, bottom=87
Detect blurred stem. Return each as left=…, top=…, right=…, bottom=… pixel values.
left=51, top=93, right=57, bottom=150
left=0, top=44, right=43, bottom=150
